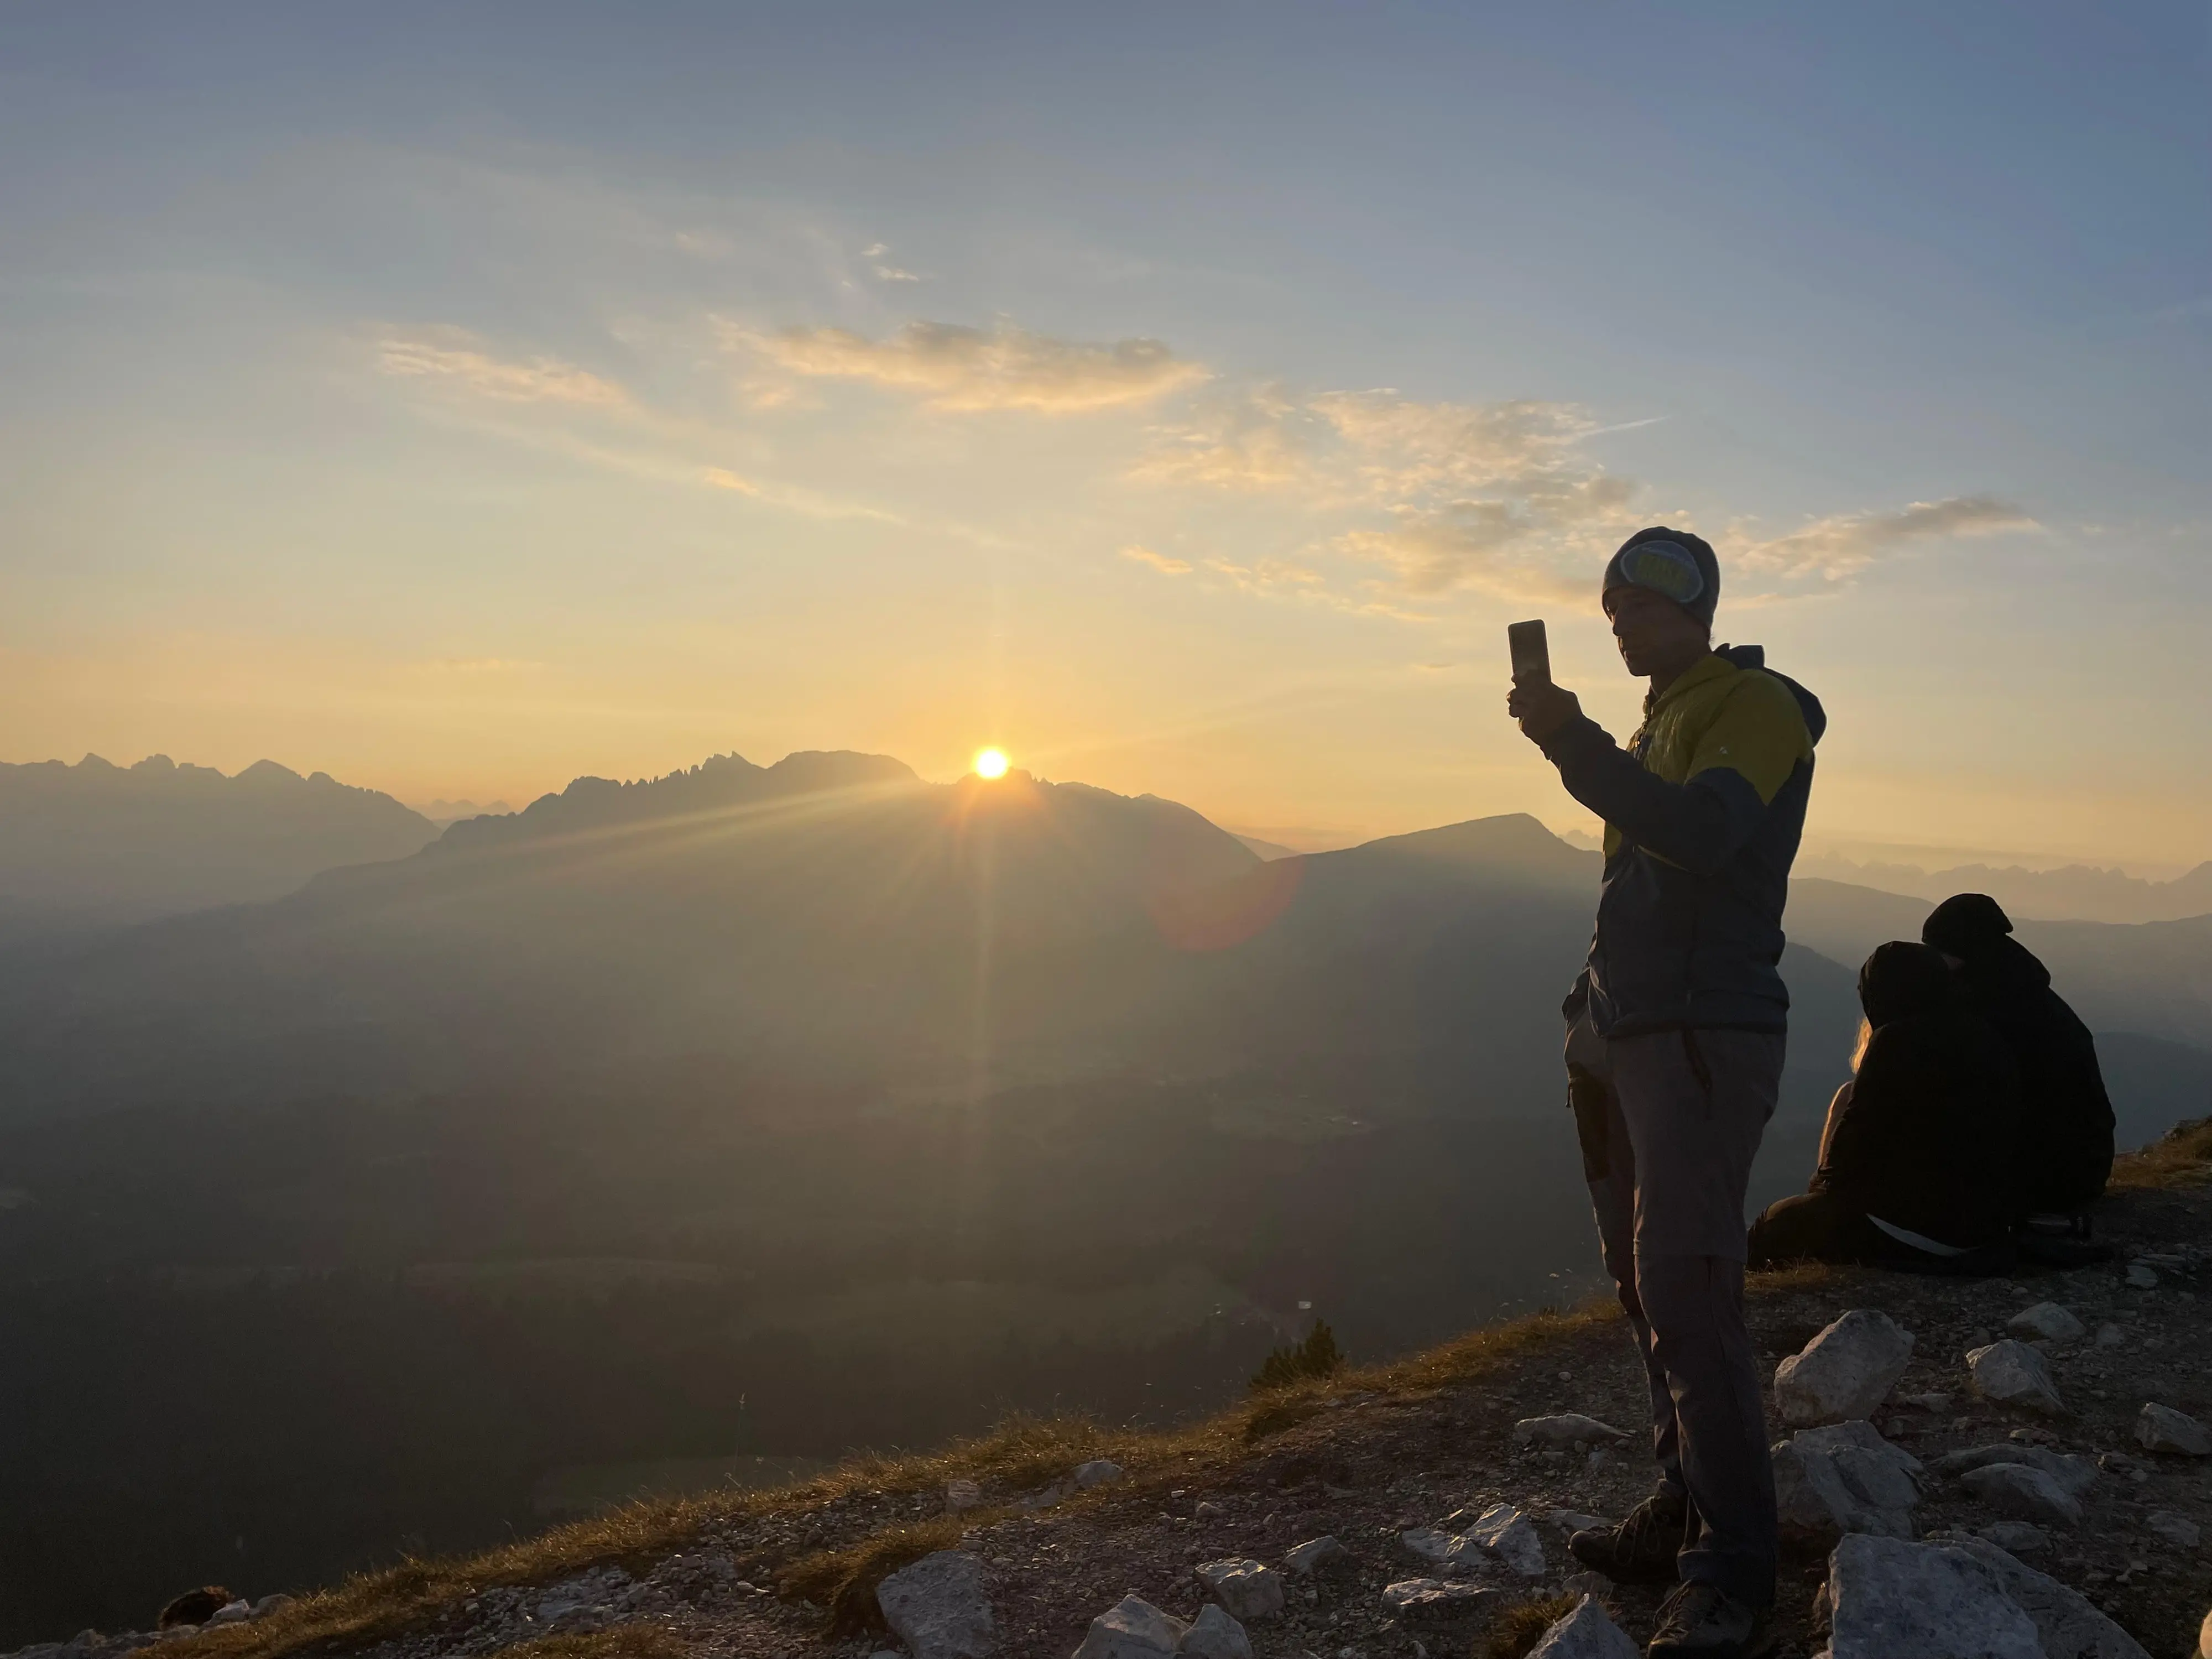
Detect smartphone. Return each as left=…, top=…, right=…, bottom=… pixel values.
left=1507, top=619, right=1551, bottom=684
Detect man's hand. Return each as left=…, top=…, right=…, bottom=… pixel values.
left=1507, top=677, right=1582, bottom=745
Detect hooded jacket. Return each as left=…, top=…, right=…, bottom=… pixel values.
left=1923, top=894, right=2115, bottom=1212
left=1812, top=941, right=2024, bottom=1248
left=1544, top=644, right=1824, bottom=1036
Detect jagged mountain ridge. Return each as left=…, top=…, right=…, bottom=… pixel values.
left=0, top=754, right=437, bottom=935
left=1795, top=849, right=2212, bottom=926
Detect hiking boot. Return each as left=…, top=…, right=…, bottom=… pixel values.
left=1646, top=1580, right=1773, bottom=1658
left=1568, top=1489, right=1685, bottom=1584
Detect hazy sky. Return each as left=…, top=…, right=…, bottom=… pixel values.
left=3, top=4, right=2207, bottom=866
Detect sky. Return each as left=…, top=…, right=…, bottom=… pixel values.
left=2, top=3, right=2207, bottom=868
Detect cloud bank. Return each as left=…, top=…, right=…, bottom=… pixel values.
left=733, top=320, right=1207, bottom=413
left=378, top=336, right=633, bottom=410
left=1740, top=494, right=2038, bottom=580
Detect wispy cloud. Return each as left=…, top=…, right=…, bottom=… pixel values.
left=1139, top=385, right=1642, bottom=602
left=377, top=335, right=633, bottom=410
left=1335, top=477, right=1639, bottom=601
left=1739, top=494, right=2038, bottom=580
left=728, top=320, right=1208, bottom=413
left=1121, top=545, right=1193, bottom=575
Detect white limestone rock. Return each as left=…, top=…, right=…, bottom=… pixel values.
left=1453, top=1503, right=1546, bottom=1578
left=2006, top=1302, right=2086, bottom=1343
left=1944, top=1534, right=2153, bottom=1659
left=1933, top=1443, right=2098, bottom=1499
left=1771, top=1420, right=1923, bottom=1544
left=1966, top=1339, right=2066, bottom=1415
left=1775, top=1310, right=1916, bottom=1427
left=2137, top=1401, right=2211, bottom=1456
left=1524, top=1594, right=1639, bottom=1659
left=1960, top=1463, right=2084, bottom=1527
left=1073, top=1595, right=1186, bottom=1659
left=1193, top=1559, right=1284, bottom=1623
left=1378, top=1578, right=1504, bottom=1633
left=1821, top=1535, right=2042, bottom=1659
left=1546, top=1510, right=1613, bottom=1536
left=1282, top=1536, right=1352, bottom=1577
left=1399, top=1527, right=1479, bottom=1571
left=1511, top=1413, right=1628, bottom=1448
left=945, top=1477, right=982, bottom=1512
left=875, top=1550, right=995, bottom=1659
left=1076, top=1459, right=1127, bottom=1489
left=1175, top=1604, right=1251, bottom=1659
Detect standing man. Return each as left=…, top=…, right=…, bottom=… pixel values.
left=1507, top=528, right=1823, bottom=1659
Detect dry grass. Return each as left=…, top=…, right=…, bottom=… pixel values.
left=157, top=1293, right=1638, bottom=1659
left=1481, top=1591, right=1584, bottom=1658
left=776, top=1515, right=973, bottom=1636
left=2109, top=1114, right=2212, bottom=1190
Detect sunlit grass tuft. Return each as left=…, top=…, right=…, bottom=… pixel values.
left=2109, top=1114, right=2212, bottom=1190
left=1483, top=1590, right=1585, bottom=1658
left=778, top=1515, right=974, bottom=1636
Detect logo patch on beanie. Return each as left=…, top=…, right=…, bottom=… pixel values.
left=1622, top=541, right=1705, bottom=604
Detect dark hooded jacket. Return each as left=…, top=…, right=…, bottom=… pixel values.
left=1813, top=941, right=2023, bottom=1248
left=1923, top=893, right=2115, bottom=1212
left=1546, top=644, right=1824, bottom=1035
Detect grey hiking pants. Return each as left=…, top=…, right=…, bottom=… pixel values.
left=1566, top=1015, right=1782, bottom=1608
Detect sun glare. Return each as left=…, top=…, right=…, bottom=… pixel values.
left=973, top=747, right=1009, bottom=779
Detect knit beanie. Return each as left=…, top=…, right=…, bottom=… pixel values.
left=1922, top=892, right=2014, bottom=959
left=1603, top=527, right=1720, bottom=629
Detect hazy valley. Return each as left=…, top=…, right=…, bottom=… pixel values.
left=0, top=750, right=2205, bottom=1644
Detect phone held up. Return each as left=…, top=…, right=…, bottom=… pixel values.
left=1507, top=619, right=1551, bottom=685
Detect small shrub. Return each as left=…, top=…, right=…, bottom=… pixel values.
left=1483, top=1592, right=1582, bottom=1658
left=1250, top=1320, right=1344, bottom=1392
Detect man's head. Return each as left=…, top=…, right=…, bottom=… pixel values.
left=1602, top=526, right=1719, bottom=682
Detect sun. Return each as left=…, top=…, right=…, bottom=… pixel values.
left=973, top=747, right=1009, bottom=780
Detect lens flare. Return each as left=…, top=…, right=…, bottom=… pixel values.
left=973, top=747, right=1009, bottom=779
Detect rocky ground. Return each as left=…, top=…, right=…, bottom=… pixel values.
left=19, top=1143, right=2211, bottom=1659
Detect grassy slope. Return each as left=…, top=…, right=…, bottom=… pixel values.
left=161, top=1121, right=2212, bottom=1659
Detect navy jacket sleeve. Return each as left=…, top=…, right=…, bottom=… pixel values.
left=1536, top=714, right=1771, bottom=876
left=1536, top=674, right=1812, bottom=875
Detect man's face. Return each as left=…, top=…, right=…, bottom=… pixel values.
left=1605, top=584, right=1708, bottom=677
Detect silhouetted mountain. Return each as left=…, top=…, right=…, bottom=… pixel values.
left=1794, top=850, right=2212, bottom=925
left=1778, top=877, right=2212, bottom=1050
left=0, top=752, right=2200, bottom=1640
left=414, top=797, right=514, bottom=828
left=0, top=754, right=437, bottom=937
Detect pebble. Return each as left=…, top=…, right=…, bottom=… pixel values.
left=2147, top=1512, right=2201, bottom=1549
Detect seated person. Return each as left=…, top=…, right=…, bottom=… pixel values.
left=1922, top=891, right=2115, bottom=1217
left=1749, top=941, right=2022, bottom=1271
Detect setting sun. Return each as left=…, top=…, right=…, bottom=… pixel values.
left=973, top=748, right=1009, bottom=780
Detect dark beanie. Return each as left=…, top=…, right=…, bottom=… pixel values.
left=1603, top=527, right=1720, bottom=629
left=1922, top=892, right=2013, bottom=958
left=1858, top=940, right=1954, bottom=1027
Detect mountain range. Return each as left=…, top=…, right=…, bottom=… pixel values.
left=0, top=754, right=437, bottom=937
left=0, top=745, right=2204, bottom=1643
left=1791, top=848, right=2212, bottom=926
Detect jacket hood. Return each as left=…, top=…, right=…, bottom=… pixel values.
left=1717, top=644, right=1826, bottom=744
left=1858, top=940, right=1954, bottom=1027
left=1922, top=890, right=2054, bottom=992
